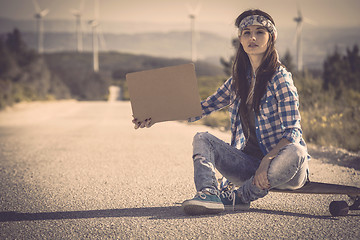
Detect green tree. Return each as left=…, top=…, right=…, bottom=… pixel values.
left=345, top=45, right=360, bottom=91
left=5, top=28, right=38, bottom=67
left=323, top=47, right=346, bottom=97
left=0, top=37, right=12, bottom=76
left=281, top=49, right=295, bottom=73
left=322, top=45, right=360, bottom=98
left=1, top=28, right=71, bottom=110
left=5, top=29, right=27, bottom=54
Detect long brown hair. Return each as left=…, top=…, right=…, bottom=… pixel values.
left=232, top=9, right=279, bottom=136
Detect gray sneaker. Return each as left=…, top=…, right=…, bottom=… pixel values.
left=182, top=191, right=225, bottom=215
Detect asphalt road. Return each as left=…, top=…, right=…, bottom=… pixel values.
left=0, top=101, right=359, bottom=239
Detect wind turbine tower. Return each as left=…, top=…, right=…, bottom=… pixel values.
left=71, top=0, right=85, bottom=52
left=189, top=13, right=197, bottom=62
left=89, top=0, right=99, bottom=72
left=294, top=9, right=303, bottom=72
left=187, top=2, right=201, bottom=62
left=32, top=0, right=49, bottom=54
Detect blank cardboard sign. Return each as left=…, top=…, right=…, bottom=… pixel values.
left=126, top=63, right=202, bottom=125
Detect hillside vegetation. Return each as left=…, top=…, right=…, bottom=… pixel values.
left=0, top=29, right=71, bottom=108
left=1, top=29, right=224, bottom=106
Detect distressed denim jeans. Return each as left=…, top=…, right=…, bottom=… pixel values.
left=192, top=132, right=309, bottom=203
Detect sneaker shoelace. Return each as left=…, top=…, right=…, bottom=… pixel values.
left=195, top=192, right=207, bottom=200
left=221, top=185, right=236, bottom=210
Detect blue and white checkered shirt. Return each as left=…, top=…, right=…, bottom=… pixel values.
left=190, top=65, right=307, bottom=156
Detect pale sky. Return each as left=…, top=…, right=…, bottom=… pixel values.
left=0, top=0, right=359, bottom=28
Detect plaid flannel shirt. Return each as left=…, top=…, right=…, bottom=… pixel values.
left=190, top=65, right=307, bottom=156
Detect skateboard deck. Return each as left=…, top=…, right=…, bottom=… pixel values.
left=270, top=181, right=360, bottom=216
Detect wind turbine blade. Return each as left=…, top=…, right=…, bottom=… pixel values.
left=32, top=0, right=41, bottom=13
left=296, top=2, right=303, bottom=19
left=298, top=9, right=302, bottom=19
left=88, top=20, right=98, bottom=27
left=304, top=17, right=317, bottom=26
left=98, top=26, right=108, bottom=52
left=40, top=9, right=49, bottom=17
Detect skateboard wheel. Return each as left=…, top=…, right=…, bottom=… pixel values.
left=329, top=201, right=349, bottom=216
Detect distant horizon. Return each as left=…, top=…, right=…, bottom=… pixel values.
left=3, top=24, right=359, bottom=70
left=2, top=16, right=359, bottom=36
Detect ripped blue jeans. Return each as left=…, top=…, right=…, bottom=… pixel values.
left=192, top=132, right=309, bottom=203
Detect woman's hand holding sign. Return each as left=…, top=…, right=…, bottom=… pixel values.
left=132, top=117, right=152, bottom=129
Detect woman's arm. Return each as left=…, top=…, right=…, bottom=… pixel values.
left=253, top=138, right=291, bottom=190
left=189, top=77, right=233, bottom=122
left=133, top=78, right=234, bottom=128
left=253, top=68, right=301, bottom=189
left=274, top=70, right=303, bottom=143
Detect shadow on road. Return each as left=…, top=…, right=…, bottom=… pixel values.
left=0, top=205, right=351, bottom=222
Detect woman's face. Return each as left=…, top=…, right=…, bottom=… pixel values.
left=239, top=25, right=270, bottom=57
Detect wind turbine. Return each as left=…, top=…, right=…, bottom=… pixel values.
left=293, top=5, right=316, bottom=72
left=88, top=0, right=99, bottom=72
left=32, top=0, right=49, bottom=54
left=294, top=7, right=303, bottom=72
left=187, top=2, right=202, bottom=62
left=70, top=0, right=86, bottom=52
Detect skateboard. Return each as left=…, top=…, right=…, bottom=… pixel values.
left=270, top=181, right=360, bottom=217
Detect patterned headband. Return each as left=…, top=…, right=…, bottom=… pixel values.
left=238, top=15, right=278, bottom=41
